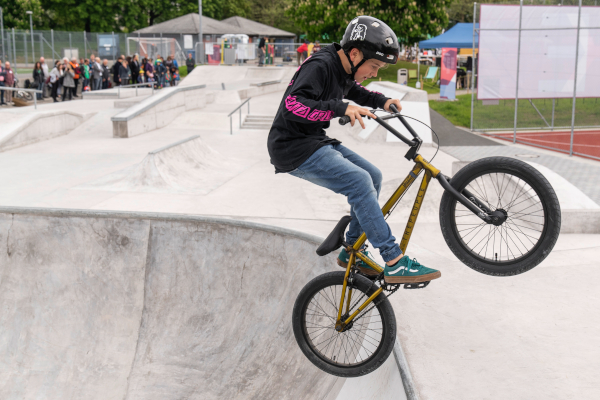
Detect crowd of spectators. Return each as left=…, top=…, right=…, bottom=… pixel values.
left=0, top=53, right=186, bottom=105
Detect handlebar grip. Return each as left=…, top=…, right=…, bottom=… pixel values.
left=389, top=103, right=399, bottom=113
left=339, top=115, right=352, bottom=126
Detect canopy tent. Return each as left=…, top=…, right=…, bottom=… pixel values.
left=419, top=23, right=479, bottom=49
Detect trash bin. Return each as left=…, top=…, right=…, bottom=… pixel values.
left=397, top=68, right=408, bottom=85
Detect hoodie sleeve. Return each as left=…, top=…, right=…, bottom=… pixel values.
left=283, top=61, right=348, bottom=123
left=345, top=81, right=390, bottom=110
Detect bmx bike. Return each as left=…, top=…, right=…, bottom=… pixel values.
left=292, top=105, right=561, bottom=377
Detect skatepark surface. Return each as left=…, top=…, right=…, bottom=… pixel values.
left=0, top=65, right=599, bottom=399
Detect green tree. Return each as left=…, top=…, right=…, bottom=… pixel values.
left=286, top=0, right=452, bottom=44
left=0, top=0, right=46, bottom=29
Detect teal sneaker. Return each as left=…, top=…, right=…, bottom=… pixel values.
left=337, top=248, right=380, bottom=276
left=384, top=256, right=441, bottom=284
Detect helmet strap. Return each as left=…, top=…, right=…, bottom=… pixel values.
left=343, top=49, right=367, bottom=80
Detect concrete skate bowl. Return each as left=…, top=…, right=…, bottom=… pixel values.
left=0, top=208, right=356, bottom=400
left=77, top=135, right=247, bottom=195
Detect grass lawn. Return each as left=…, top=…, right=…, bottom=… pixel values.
left=362, top=60, right=440, bottom=94
left=429, top=94, right=600, bottom=130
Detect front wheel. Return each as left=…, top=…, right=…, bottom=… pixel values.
left=439, top=157, right=561, bottom=276
left=292, top=271, right=397, bottom=377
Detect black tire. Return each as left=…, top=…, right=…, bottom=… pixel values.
left=292, top=271, right=396, bottom=377
left=439, top=156, right=561, bottom=276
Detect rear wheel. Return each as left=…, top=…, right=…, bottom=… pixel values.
left=292, top=271, right=396, bottom=377
left=439, top=157, right=561, bottom=276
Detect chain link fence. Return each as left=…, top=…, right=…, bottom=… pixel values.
left=470, top=0, right=600, bottom=160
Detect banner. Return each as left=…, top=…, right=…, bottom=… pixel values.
left=440, top=48, right=458, bottom=100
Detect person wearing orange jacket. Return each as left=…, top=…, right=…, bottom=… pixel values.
left=69, top=58, right=80, bottom=98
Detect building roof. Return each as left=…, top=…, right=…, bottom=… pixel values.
left=133, top=14, right=246, bottom=35
left=133, top=14, right=295, bottom=38
left=220, top=16, right=295, bottom=37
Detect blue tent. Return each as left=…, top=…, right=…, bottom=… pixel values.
left=419, top=23, right=479, bottom=49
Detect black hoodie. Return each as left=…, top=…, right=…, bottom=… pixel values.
left=267, top=43, right=389, bottom=173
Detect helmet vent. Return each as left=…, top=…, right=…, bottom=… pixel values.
left=371, top=22, right=380, bottom=27
left=385, top=37, right=394, bottom=44
left=387, top=54, right=395, bottom=60
left=351, top=18, right=359, bottom=24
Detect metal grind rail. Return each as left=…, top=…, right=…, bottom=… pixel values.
left=227, top=98, right=251, bottom=135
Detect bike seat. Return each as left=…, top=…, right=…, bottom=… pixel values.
left=316, top=216, right=352, bottom=256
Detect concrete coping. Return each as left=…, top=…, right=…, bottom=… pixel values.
left=250, top=80, right=282, bottom=87
left=148, top=135, right=199, bottom=155
left=111, top=83, right=206, bottom=122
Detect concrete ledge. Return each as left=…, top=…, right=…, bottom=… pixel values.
left=0, top=110, right=92, bottom=152
left=111, top=84, right=206, bottom=138
left=250, top=80, right=282, bottom=87
left=238, top=82, right=289, bottom=100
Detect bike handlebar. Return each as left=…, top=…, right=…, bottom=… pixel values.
left=338, top=103, right=422, bottom=150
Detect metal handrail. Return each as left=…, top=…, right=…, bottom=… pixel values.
left=117, top=81, right=158, bottom=98
left=227, top=98, right=251, bottom=135
left=0, top=86, right=43, bottom=109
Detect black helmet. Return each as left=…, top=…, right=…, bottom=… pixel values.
left=340, top=16, right=400, bottom=78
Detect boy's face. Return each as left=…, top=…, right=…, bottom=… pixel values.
left=351, top=49, right=387, bottom=83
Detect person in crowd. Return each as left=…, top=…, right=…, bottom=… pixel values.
left=119, top=59, right=130, bottom=86
left=145, top=58, right=154, bottom=84
left=258, top=38, right=266, bottom=67
left=3, top=61, right=14, bottom=105
left=33, top=62, right=44, bottom=100
left=186, top=53, right=195, bottom=73
left=102, top=59, right=111, bottom=89
left=40, top=57, right=49, bottom=98
left=69, top=58, right=80, bottom=97
left=90, top=54, right=95, bottom=66
left=0, top=61, right=6, bottom=106
left=165, top=56, right=173, bottom=72
left=50, top=60, right=64, bottom=102
left=155, top=58, right=166, bottom=88
left=312, top=40, right=322, bottom=54
left=171, top=54, right=178, bottom=69
left=130, top=54, right=140, bottom=84
left=154, top=54, right=163, bottom=67
left=296, top=40, right=308, bottom=66
left=81, top=59, right=91, bottom=92
left=92, top=56, right=103, bottom=91
left=62, top=62, right=75, bottom=101
left=112, top=56, right=123, bottom=86
left=466, top=56, right=473, bottom=89
left=169, top=64, right=178, bottom=87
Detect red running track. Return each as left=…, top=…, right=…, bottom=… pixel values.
left=484, top=130, right=600, bottom=160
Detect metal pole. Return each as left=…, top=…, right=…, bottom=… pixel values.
left=51, top=29, right=54, bottom=64
left=513, top=0, right=524, bottom=144
left=551, top=98, right=555, bottom=131
left=12, top=28, right=16, bottom=67
left=0, top=7, right=5, bottom=63
left=470, top=2, right=477, bottom=131
left=24, top=32, right=28, bottom=66
left=83, top=31, right=86, bottom=58
left=198, top=0, right=203, bottom=64
left=111, top=32, right=115, bottom=63
left=39, top=31, right=43, bottom=57
left=34, top=91, right=37, bottom=109
left=29, top=13, right=34, bottom=61
left=569, top=0, right=582, bottom=156
left=138, top=31, right=140, bottom=55
left=69, top=33, right=72, bottom=59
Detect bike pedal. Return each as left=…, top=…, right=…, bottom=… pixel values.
left=403, top=281, right=430, bottom=289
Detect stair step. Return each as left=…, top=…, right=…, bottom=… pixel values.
left=242, top=124, right=272, bottom=129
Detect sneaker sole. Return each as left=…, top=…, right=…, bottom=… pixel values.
left=384, top=271, right=441, bottom=284
left=336, top=258, right=380, bottom=277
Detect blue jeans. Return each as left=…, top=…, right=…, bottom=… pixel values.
left=289, top=144, right=403, bottom=262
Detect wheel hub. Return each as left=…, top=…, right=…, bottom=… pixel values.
left=336, top=314, right=354, bottom=332
left=490, top=208, right=508, bottom=226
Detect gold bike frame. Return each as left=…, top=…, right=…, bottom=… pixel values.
left=336, top=155, right=440, bottom=329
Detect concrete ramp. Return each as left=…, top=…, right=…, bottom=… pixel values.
left=244, top=67, right=286, bottom=81
left=77, top=136, right=245, bottom=194
left=0, top=208, right=406, bottom=400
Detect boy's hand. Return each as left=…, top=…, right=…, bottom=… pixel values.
left=345, top=105, right=376, bottom=129
left=384, top=99, right=402, bottom=113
